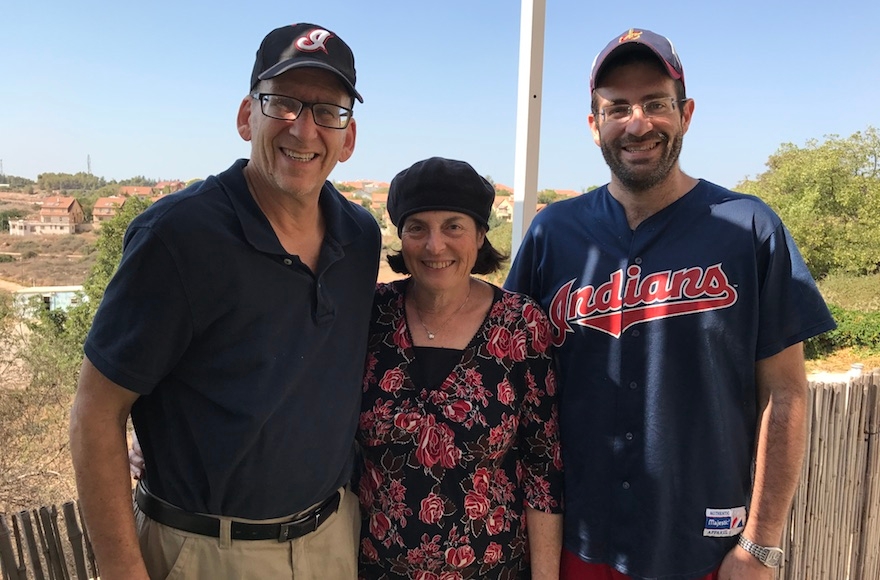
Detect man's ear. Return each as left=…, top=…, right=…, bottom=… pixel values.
left=237, top=96, right=253, bottom=141
left=338, top=118, right=357, bottom=163
left=588, top=113, right=601, bottom=147
left=680, top=98, right=695, bottom=136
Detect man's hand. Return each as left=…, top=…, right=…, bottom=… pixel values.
left=718, top=545, right=777, bottom=580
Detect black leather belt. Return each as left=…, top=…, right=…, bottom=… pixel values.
left=135, top=483, right=341, bottom=541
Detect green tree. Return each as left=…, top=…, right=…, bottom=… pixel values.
left=484, top=221, right=513, bottom=285
left=0, top=174, right=36, bottom=189
left=118, top=175, right=157, bottom=187
left=1, top=208, right=29, bottom=231
left=537, top=189, right=564, bottom=204
left=737, top=127, right=880, bottom=278
left=84, top=196, right=153, bottom=302
left=21, top=196, right=153, bottom=390
left=36, top=172, right=106, bottom=191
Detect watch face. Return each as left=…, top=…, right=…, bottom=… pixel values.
left=765, top=548, right=784, bottom=567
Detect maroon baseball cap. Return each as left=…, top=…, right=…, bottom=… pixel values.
left=590, top=28, right=684, bottom=92
left=250, top=23, right=363, bottom=103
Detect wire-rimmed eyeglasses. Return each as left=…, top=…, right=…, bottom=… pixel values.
left=599, top=97, right=689, bottom=123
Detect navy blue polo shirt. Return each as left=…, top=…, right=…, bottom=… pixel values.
left=85, top=159, right=381, bottom=519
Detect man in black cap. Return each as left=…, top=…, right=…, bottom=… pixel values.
left=506, top=28, right=835, bottom=579
left=70, top=22, right=380, bottom=579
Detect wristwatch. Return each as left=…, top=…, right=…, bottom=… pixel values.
left=737, top=534, right=784, bottom=567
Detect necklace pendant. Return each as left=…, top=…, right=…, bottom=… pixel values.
left=427, top=332, right=435, bottom=340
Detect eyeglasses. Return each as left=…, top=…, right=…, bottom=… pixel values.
left=599, top=97, right=688, bottom=123
left=252, top=93, right=353, bottom=129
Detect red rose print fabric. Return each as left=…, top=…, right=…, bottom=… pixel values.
left=358, top=281, right=563, bottom=579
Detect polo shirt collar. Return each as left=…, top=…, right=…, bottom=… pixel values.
left=218, top=159, right=365, bottom=255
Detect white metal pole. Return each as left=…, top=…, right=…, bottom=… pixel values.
left=510, top=0, right=545, bottom=260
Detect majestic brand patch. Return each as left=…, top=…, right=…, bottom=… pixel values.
left=295, top=29, right=333, bottom=53
left=547, top=264, right=737, bottom=345
left=703, top=507, right=746, bottom=537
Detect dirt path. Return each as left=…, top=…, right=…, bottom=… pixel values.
left=0, top=277, right=24, bottom=292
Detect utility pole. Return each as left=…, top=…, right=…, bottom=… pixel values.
left=87, top=155, right=92, bottom=175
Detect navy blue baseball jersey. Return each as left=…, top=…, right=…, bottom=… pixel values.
left=505, top=180, right=835, bottom=580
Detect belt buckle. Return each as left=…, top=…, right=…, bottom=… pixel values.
left=277, top=507, right=321, bottom=542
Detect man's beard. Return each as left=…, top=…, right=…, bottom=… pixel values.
left=600, top=130, right=683, bottom=192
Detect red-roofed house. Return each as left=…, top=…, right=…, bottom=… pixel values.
left=370, top=191, right=390, bottom=226
left=494, top=183, right=514, bottom=195
left=155, top=180, right=186, bottom=193
left=120, top=186, right=154, bottom=197
left=492, top=197, right=514, bottom=221
left=9, top=196, right=84, bottom=235
left=555, top=189, right=581, bottom=199
left=93, top=196, right=125, bottom=227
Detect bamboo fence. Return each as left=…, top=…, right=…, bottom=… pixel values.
left=1, top=374, right=878, bottom=579
left=780, top=371, right=880, bottom=580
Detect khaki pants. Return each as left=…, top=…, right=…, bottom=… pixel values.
left=134, top=487, right=359, bottom=580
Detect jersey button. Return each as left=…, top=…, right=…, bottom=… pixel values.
left=283, top=258, right=293, bottom=266
left=632, top=329, right=640, bottom=337
left=629, top=381, right=638, bottom=390
left=634, top=257, right=643, bottom=265
left=622, top=481, right=631, bottom=490
left=625, top=432, right=634, bottom=441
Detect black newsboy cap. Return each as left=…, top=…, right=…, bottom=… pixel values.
left=387, top=157, right=495, bottom=234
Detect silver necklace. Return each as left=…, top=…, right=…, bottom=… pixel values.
left=414, top=283, right=472, bottom=340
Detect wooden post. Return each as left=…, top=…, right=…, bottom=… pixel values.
left=38, top=507, right=63, bottom=580
left=48, top=506, right=70, bottom=580
left=0, top=514, right=23, bottom=580
left=18, top=511, right=46, bottom=580
left=61, top=503, right=88, bottom=580
left=75, top=503, right=96, bottom=580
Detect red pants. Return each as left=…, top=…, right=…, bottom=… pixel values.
left=561, top=548, right=720, bottom=580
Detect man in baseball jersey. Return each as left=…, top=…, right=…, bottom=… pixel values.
left=505, top=28, right=835, bottom=580
left=70, top=22, right=379, bottom=579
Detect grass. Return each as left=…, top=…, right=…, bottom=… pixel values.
left=817, top=272, right=880, bottom=312
left=805, top=347, right=880, bottom=374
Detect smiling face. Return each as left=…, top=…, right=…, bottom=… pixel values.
left=237, top=68, right=356, bottom=201
left=400, top=211, right=485, bottom=294
left=588, top=60, right=694, bottom=193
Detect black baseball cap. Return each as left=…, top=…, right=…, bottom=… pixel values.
left=590, top=28, right=684, bottom=92
left=250, top=23, right=363, bottom=103
left=387, top=157, right=495, bottom=234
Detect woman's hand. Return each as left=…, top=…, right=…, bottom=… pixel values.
left=128, top=431, right=145, bottom=480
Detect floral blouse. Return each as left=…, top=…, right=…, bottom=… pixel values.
left=357, top=280, right=563, bottom=580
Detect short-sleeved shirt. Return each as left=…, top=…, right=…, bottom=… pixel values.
left=505, top=181, right=835, bottom=580
left=85, top=159, right=381, bottom=519
left=357, top=280, right=563, bottom=579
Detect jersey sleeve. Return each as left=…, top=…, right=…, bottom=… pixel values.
left=755, top=222, right=836, bottom=360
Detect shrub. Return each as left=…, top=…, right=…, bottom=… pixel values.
left=805, top=304, right=880, bottom=358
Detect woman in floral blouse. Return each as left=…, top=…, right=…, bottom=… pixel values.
left=357, top=157, right=563, bottom=580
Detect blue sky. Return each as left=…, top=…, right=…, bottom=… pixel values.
left=2, top=0, right=878, bottom=191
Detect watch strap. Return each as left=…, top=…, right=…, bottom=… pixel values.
left=737, top=534, right=784, bottom=568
